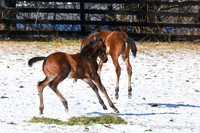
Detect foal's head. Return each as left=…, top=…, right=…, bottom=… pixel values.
left=80, top=31, right=99, bottom=49
left=81, top=39, right=108, bottom=63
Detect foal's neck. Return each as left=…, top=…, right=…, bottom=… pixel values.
left=81, top=49, right=98, bottom=61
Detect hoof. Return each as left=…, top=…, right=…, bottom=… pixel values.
left=115, top=109, right=120, bottom=114
left=39, top=107, right=44, bottom=115
left=103, top=105, right=108, bottom=110
left=128, top=90, right=132, bottom=99
left=65, top=108, right=69, bottom=112
left=128, top=94, right=132, bottom=99
left=62, top=102, right=68, bottom=111
left=73, top=79, right=77, bottom=83
left=115, top=94, right=119, bottom=100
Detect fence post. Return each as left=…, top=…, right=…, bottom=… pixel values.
left=4, top=0, right=16, bottom=37
left=80, top=2, right=85, bottom=35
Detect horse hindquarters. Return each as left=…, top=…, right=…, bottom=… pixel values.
left=122, top=39, right=134, bottom=99
left=38, top=53, right=71, bottom=114
left=47, top=57, right=71, bottom=112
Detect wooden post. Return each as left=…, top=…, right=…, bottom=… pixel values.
left=80, top=2, right=85, bottom=35
left=5, top=0, right=16, bottom=33
left=5, top=0, right=16, bottom=8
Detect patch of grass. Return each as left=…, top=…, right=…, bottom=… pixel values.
left=8, top=122, right=17, bottom=125
left=24, top=38, right=80, bottom=50
left=29, top=117, right=67, bottom=125
left=28, top=115, right=127, bottom=126
left=67, top=115, right=127, bottom=125
left=144, top=129, right=152, bottom=132
left=51, top=37, right=80, bottom=47
left=138, top=41, right=200, bottom=51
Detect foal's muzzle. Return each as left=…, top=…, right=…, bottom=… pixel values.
left=100, top=45, right=108, bottom=63
left=103, top=57, right=108, bottom=63
left=101, top=54, right=108, bottom=63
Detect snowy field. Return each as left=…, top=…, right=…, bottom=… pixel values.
left=0, top=41, right=200, bottom=133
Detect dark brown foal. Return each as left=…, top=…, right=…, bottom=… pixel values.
left=28, top=39, right=119, bottom=114
left=81, top=30, right=137, bottom=99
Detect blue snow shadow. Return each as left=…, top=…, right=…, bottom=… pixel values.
left=145, top=103, right=200, bottom=108
left=87, top=112, right=179, bottom=116
left=87, top=103, right=200, bottom=116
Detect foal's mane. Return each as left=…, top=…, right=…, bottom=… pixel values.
left=82, top=29, right=100, bottom=41
left=81, top=39, right=102, bottom=53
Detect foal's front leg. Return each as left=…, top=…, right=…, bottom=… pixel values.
left=92, top=75, right=119, bottom=113
left=82, top=78, right=108, bottom=110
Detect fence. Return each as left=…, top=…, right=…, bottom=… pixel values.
left=0, top=0, right=200, bottom=41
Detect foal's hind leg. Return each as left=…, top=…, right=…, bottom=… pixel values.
left=122, top=54, right=132, bottom=99
left=82, top=78, right=107, bottom=110
left=111, top=55, right=121, bottom=100
left=37, top=76, right=53, bottom=114
left=48, top=74, right=69, bottom=112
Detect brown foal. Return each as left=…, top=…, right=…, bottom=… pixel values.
left=80, top=30, right=137, bottom=99
left=28, top=39, right=119, bottom=114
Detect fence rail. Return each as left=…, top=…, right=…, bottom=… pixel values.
left=1, top=19, right=200, bottom=28
left=0, top=0, right=200, bottom=41
left=1, top=7, right=200, bottom=17
left=11, top=0, right=200, bottom=5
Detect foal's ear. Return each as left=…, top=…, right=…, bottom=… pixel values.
left=99, top=39, right=105, bottom=46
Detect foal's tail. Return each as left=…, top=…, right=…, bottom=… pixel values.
left=123, top=37, right=137, bottom=57
left=28, top=57, right=46, bottom=67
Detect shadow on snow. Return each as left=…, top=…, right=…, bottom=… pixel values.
left=87, top=112, right=179, bottom=116
left=87, top=103, right=200, bottom=116
left=145, top=103, right=200, bottom=108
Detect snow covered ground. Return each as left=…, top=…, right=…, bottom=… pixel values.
left=0, top=42, right=200, bottom=133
